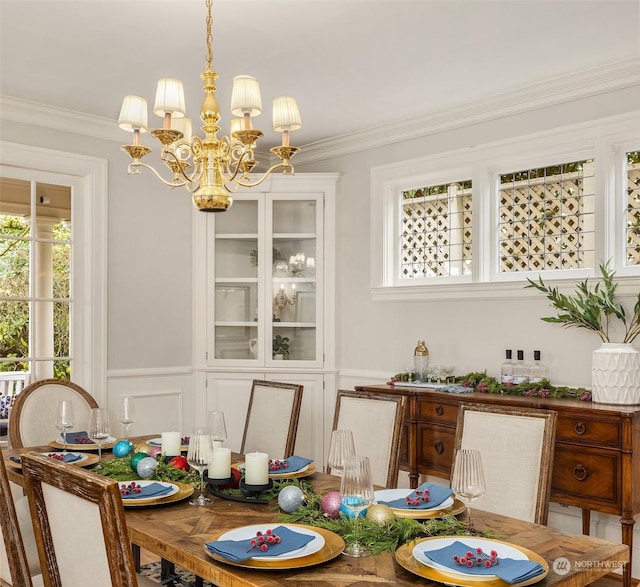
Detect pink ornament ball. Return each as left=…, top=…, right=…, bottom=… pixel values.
left=321, top=491, right=342, bottom=519
left=148, top=445, right=162, bottom=458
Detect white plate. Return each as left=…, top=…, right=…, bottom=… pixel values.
left=414, top=537, right=528, bottom=582
left=375, top=488, right=454, bottom=511
left=52, top=435, right=116, bottom=447
left=270, top=464, right=309, bottom=477
left=119, top=480, right=179, bottom=501
left=41, top=451, right=88, bottom=463
left=215, top=524, right=325, bottom=562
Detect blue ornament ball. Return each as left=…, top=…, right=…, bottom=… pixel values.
left=277, top=485, right=304, bottom=513
left=112, top=440, right=133, bottom=458
left=136, top=456, right=158, bottom=479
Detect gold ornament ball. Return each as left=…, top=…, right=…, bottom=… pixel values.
left=133, top=442, right=152, bottom=455
left=366, top=504, right=395, bottom=526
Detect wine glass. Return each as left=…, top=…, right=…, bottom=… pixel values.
left=118, top=396, right=136, bottom=441
left=87, top=408, right=111, bottom=462
left=208, top=410, right=227, bottom=447
left=187, top=429, right=214, bottom=506
left=450, top=448, right=486, bottom=530
left=327, top=429, right=355, bottom=477
left=340, top=455, right=375, bottom=557
left=55, top=400, right=74, bottom=454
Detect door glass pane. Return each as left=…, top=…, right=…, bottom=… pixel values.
left=214, top=325, right=258, bottom=360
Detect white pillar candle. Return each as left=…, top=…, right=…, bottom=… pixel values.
left=209, top=447, right=231, bottom=479
left=161, top=431, right=181, bottom=456
left=244, top=451, right=269, bottom=485
left=212, top=440, right=222, bottom=450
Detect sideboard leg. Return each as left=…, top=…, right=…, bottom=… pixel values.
left=621, top=518, right=634, bottom=587
left=582, top=508, right=591, bottom=535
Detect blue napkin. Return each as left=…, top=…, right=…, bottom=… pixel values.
left=271, top=456, right=313, bottom=474
left=378, top=483, right=453, bottom=509
left=205, top=525, right=315, bottom=562
left=424, top=540, right=545, bottom=584
left=48, top=453, right=83, bottom=463
left=121, top=482, right=174, bottom=500
left=64, top=431, right=94, bottom=444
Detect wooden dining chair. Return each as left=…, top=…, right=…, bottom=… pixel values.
left=9, top=379, right=99, bottom=449
left=0, top=454, right=43, bottom=586
left=330, top=390, right=407, bottom=488
left=452, top=402, right=557, bottom=525
left=21, top=452, right=157, bottom=587
left=240, top=380, right=304, bottom=459
left=0, top=371, right=30, bottom=447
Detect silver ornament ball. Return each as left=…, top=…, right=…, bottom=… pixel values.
left=278, top=485, right=304, bottom=513
left=136, top=456, right=158, bottom=479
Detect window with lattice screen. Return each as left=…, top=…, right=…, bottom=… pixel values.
left=626, top=150, right=640, bottom=267
left=498, top=160, right=595, bottom=272
left=400, top=181, right=472, bottom=278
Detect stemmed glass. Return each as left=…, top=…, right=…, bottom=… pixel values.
left=187, top=428, right=215, bottom=506
left=118, top=396, right=136, bottom=441
left=327, top=429, right=356, bottom=477
left=88, top=408, right=111, bottom=462
left=55, top=400, right=74, bottom=454
left=450, top=448, right=486, bottom=530
left=208, top=410, right=227, bottom=447
left=340, top=455, right=375, bottom=557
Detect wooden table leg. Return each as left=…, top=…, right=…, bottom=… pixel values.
left=582, top=508, right=591, bottom=535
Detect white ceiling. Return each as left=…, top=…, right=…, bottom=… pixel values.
left=1, top=0, right=639, bottom=150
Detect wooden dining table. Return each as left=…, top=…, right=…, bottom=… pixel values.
left=2, top=439, right=630, bottom=587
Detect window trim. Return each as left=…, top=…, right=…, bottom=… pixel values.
left=0, top=141, right=107, bottom=403
left=371, top=112, right=640, bottom=302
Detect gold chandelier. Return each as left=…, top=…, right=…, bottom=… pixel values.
left=117, top=0, right=301, bottom=212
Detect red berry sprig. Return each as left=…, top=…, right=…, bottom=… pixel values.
left=405, top=488, right=430, bottom=506
left=181, top=436, right=190, bottom=445
left=268, top=459, right=289, bottom=471
left=246, top=529, right=282, bottom=553
left=74, top=435, right=94, bottom=444
left=119, top=482, right=143, bottom=496
left=452, top=547, right=499, bottom=568
left=47, top=453, right=65, bottom=461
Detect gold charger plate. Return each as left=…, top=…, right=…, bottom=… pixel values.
left=231, top=462, right=318, bottom=480
left=48, top=438, right=116, bottom=452
left=120, top=481, right=194, bottom=507
left=204, top=524, right=345, bottom=570
left=5, top=452, right=99, bottom=470
left=395, top=536, right=549, bottom=587
left=390, top=497, right=466, bottom=519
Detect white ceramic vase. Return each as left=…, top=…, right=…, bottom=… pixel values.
left=591, top=343, right=640, bottom=404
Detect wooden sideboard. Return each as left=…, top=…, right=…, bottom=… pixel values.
left=355, top=384, right=640, bottom=587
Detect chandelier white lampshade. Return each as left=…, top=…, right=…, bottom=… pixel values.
left=172, top=117, right=193, bottom=142
left=230, top=75, right=263, bottom=117
left=273, top=97, right=302, bottom=132
left=118, top=96, right=148, bottom=132
left=153, top=78, right=186, bottom=118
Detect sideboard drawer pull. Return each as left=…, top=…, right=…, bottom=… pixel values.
left=435, top=405, right=444, bottom=416
left=434, top=441, right=444, bottom=454
left=575, top=422, right=586, bottom=435
left=573, top=464, right=588, bottom=481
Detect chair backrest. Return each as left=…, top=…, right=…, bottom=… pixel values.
left=21, top=452, right=143, bottom=587
left=9, top=379, right=98, bottom=448
left=0, top=455, right=42, bottom=586
left=0, top=372, right=31, bottom=398
left=240, top=380, right=304, bottom=459
left=452, top=402, right=557, bottom=525
left=331, top=390, right=406, bottom=488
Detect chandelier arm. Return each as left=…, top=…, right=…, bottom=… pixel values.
left=161, top=148, right=203, bottom=184
left=127, top=161, right=193, bottom=189
left=232, top=161, right=295, bottom=189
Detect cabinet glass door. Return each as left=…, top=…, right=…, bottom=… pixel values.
left=212, top=198, right=260, bottom=361
left=269, top=195, right=321, bottom=364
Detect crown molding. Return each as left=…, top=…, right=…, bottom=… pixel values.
left=2, top=57, right=639, bottom=165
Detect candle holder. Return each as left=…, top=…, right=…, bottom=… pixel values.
left=240, top=478, right=273, bottom=503
left=205, top=477, right=273, bottom=505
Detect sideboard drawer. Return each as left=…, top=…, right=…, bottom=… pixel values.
left=417, top=399, right=458, bottom=425
left=416, top=423, right=455, bottom=475
left=556, top=415, right=621, bottom=448
left=551, top=446, right=620, bottom=509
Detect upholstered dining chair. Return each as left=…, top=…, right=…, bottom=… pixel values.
left=452, top=402, right=557, bottom=525
left=330, top=390, right=407, bottom=488
left=0, top=371, right=30, bottom=447
left=9, top=379, right=98, bottom=449
left=241, top=380, right=304, bottom=459
left=0, top=454, right=43, bottom=586
left=21, top=452, right=157, bottom=587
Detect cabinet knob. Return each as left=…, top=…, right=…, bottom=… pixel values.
left=573, top=464, right=588, bottom=481
left=435, top=405, right=444, bottom=416
left=434, top=441, right=444, bottom=454
left=574, top=422, right=586, bottom=435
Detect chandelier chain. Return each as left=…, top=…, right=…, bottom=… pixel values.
left=205, top=0, right=213, bottom=70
